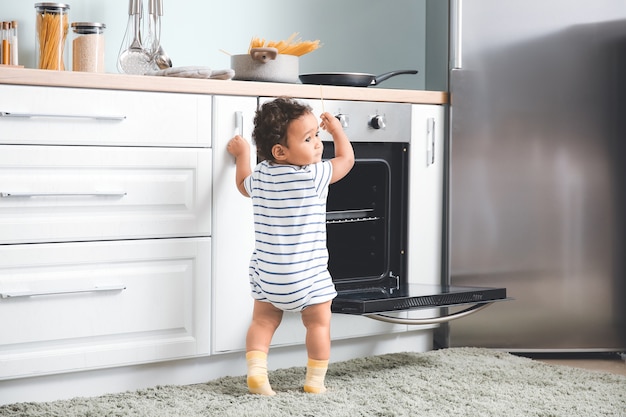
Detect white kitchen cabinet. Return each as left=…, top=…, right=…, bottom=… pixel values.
left=0, top=238, right=211, bottom=379
left=0, top=68, right=447, bottom=404
left=408, top=104, right=445, bottom=287
left=0, top=145, right=212, bottom=244
left=0, top=86, right=213, bottom=380
left=405, top=104, right=445, bottom=321
left=0, top=81, right=442, bottom=386
left=0, top=85, right=211, bottom=147
left=211, top=95, right=258, bottom=353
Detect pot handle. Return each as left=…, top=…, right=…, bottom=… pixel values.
left=250, top=47, right=278, bottom=63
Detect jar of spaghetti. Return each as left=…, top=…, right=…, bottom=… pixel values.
left=71, top=22, right=105, bottom=73
left=35, top=3, right=70, bottom=70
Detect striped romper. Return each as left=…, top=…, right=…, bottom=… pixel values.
left=243, top=159, right=337, bottom=312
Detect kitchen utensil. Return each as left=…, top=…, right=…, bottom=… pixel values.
left=231, top=47, right=299, bottom=83
left=144, top=0, right=158, bottom=55
left=154, top=45, right=172, bottom=69
left=147, top=0, right=171, bottom=69
left=118, top=0, right=151, bottom=74
left=299, top=70, right=418, bottom=87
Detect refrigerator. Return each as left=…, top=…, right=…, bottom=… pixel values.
left=440, top=0, right=626, bottom=352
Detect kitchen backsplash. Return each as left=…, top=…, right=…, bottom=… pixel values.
left=0, top=0, right=447, bottom=90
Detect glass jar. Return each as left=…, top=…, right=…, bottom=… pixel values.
left=71, top=22, right=105, bottom=73
left=35, top=2, right=70, bottom=70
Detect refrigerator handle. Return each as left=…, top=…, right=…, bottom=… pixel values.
left=450, top=0, right=463, bottom=69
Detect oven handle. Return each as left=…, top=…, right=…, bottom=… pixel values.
left=363, top=302, right=493, bottom=325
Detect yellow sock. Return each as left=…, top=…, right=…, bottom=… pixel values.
left=246, top=351, right=275, bottom=396
left=303, top=358, right=329, bottom=394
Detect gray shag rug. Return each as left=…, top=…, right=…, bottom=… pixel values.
left=1, top=348, right=625, bottom=417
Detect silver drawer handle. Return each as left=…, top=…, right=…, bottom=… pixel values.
left=0, top=285, right=127, bottom=299
left=0, top=111, right=126, bottom=121
left=1, top=192, right=127, bottom=198
left=426, top=117, right=435, bottom=166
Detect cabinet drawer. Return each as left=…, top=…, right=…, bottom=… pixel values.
left=0, top=85, right=211, bottom=147
left=0, top=145, right=211, bottom=244
left=0, top=238, right=211, bottom=379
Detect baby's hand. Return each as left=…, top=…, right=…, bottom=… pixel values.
left=320, top=112, right=343, bottom=136
left=227, top=135, right=250, bottom=158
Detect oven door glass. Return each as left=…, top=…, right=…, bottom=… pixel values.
left=324, top=142, right=407, bottom=292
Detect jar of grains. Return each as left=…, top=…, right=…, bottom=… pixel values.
left=71, top=22, right=105, bottom=72
left=35, top=3, right=70, bottom=70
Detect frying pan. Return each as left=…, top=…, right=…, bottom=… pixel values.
left=299, top=69, right=418, bottom=87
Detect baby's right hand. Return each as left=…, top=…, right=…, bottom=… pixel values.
left=320, top=112, right=343, bottom=136
left=227, top=135, right=250, bottom=158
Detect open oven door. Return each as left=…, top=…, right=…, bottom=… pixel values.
left=331, top=284, right=509, bottom=325
left=324, top=141, right=510, bottom=325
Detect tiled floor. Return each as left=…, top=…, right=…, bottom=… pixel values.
left=535, top=356, right=626, bottom=376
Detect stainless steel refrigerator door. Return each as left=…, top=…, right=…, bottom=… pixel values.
left=446, top=0, right=626, bottom=351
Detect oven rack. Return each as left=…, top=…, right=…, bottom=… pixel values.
left=326, top=216, right=381, bottom=224
left=326, top=209, right=381, bottom=224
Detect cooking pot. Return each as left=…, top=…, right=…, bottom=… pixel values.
left=299, top=70, right=418, bottom=87
left=231, top=47, right=299, bottom=83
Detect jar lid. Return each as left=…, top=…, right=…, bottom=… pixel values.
left=35, top=3, right=71, bottom=11
left=71, top=22, right=106, bottom=35
left=71, top=22, right=106, bottom=29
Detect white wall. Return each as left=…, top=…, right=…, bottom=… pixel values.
left=0, top=0, right=429, bottom=90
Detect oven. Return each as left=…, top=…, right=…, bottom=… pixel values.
left=261, top=98, right=508, bottom=324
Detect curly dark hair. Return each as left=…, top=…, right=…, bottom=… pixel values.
left=252, top=97, right=313, bottom=162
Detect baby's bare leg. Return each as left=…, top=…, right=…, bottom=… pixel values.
left=246, top=300, right=283, bottom=395
left=246, top=300, right=283, bottom=353
left=301, top=301, right=332, bottom=393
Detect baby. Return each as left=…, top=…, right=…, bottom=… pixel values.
left=227, top=97, right=354, bottom=395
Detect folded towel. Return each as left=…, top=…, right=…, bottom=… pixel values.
left=147, top=66, right=235, bottom=80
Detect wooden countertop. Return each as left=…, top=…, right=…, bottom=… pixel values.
left=0, top=67, right=448, bottom=105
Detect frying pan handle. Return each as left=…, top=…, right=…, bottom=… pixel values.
left=372, top=70, right=418, bottom=85
left=249, top=48, right=278, bottom=63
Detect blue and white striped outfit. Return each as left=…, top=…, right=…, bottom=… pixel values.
left=243, top=159, right=337, bottom=312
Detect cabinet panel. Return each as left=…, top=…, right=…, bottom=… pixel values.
left=0, top=238, right=211, bottom=379
left=405, top=104, right=445, bottom=321
left=211, top=95, right=258, bottom=353
left=0, top=145, right=211, bottom=244
left=408, top=104, right=445, bottom=286
left=0, top=85, right=211, bottom=147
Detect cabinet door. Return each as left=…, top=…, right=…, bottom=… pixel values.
left=0, top=145, right=211, bottom=244
left=406, top=104, right=445, bottom=320
left=211, top=95, right=258, bottom=353
left=0, top=85, right=211, bottom=147
left=0, top=238, right=211, bottom=379
left=408, top=104, right=444, bottom=285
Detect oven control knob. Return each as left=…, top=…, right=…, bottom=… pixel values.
left=369, top=115, right=386, bottom=130
left=335, top=113, right=349, bottom=128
